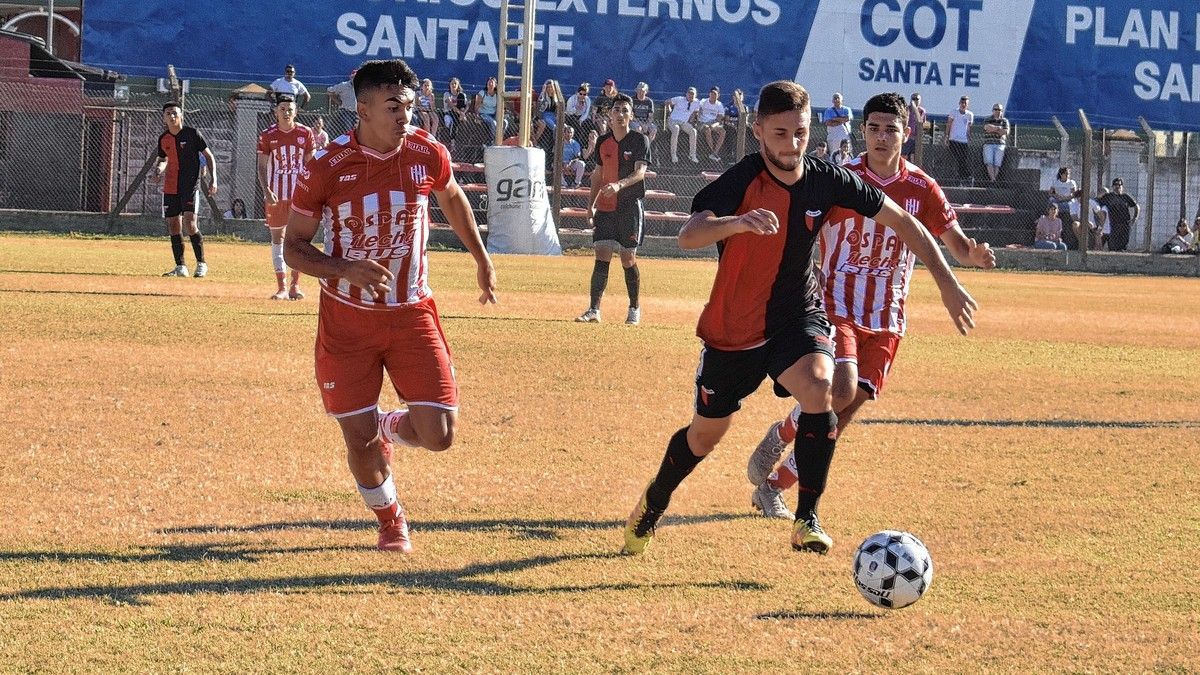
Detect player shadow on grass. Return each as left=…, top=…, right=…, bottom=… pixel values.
left=0, top=542, right=362, bottom=566
left=0, top=551, right=770, bottom=606
left=158, top=512, right=756, bottom=542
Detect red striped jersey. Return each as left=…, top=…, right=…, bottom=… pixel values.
left=291, top=127, right=452, bottom=310
left=256, top=123, right=315, bottom=201
left=819, top=155, right=957, bottom=335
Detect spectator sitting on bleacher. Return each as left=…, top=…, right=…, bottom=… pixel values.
left=312, top=116, right=329, bottom=150
left=443, top=77, right=470, bottom=152
left=1086, top=187, right=1108, bottom=250
left=224, top=198, right=247, bottom=220
left=1161, top=219, right=1194, bottom=254
left=630, top=82, right=657, bottom=142
left=593, top=79, right=620, bottom=121
left=582, top=115, right=609, bottom=168
left=808, top=140, right=829, bottom=160
left=830, top=138, right=852, bottom=165
left=565, top=82, right=592, bottom=135
left=1034, top=203, right=1069, bottom=251
left=532, top=79, right=561, bottom=146
left=724, top=88, right=745, bottom=136
left=416, top=78, right=439, bottom=138
left=561, top=125, right=586, bottom=187
left=666, top=86, right=701, bottom=163
left=698, top=86, right=727, bottom=161
left=475, top=77, right=502, bottom=144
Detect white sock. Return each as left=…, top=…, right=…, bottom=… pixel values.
left=357, top=473, right=398, bottom=511
left=378, top=409, right=418, bottom=447
left=271, top=243, right=285, bottom=274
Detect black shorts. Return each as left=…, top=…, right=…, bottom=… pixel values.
left=694, top=312, right=835, bottom=418
left=593, top=200, right=644, bottom=250
left=163, top=190, right=199, bottom=218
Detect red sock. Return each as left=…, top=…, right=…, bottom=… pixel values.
left=768, top=452, right=799, bottom=490
left=778, top=406, right=801, bottom=443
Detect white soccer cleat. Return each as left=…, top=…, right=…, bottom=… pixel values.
left=751, top=483, right=794, bottom=520
left=747, top=421, right=789, bottom=486
left=625, top=307, right=640, bottom=325
left=194, top=262, right=208, bottom=278
left=162, top=264, right=188, bottom=277
left=575, top=308, right=600, bottom=323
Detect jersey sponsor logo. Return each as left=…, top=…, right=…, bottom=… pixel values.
left=836, top=260, right=896, bottom=278
left=805, top=209, right=823, bottom=231
left=327, top=148, right=355, bottom=167
left=344, top=227, right=418, bottom=261
left=341, top=205, right=420, bottom=238
left=404, top=140, right=431, bottom=155
left=338, top=174, right=358, bottom=182
left=845, top=228, right=900, bottom=251
left=906, top=174, right=928, bottom=189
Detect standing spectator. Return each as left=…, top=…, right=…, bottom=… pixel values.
left=822, top=92, right=852, bottom=153
left=944, top=95, right=974, bottom=185
left=475, top=77, right=502, bottom=144
left=1088, top=187, right=1109, bottom=250
left=1033, top=204, right=1069, bottom=250
left=561, top=125, right=586, bottom=187
left=312, top=116, right=329, bottom=150
left=666, top=86, right=701, bottom=163
left=1161, top=219, right=1194, bottom=253
left=283, top=59, right=497, bottom=554
left=630, top=82, right=657, bottom=143
left=593, top=79, right=620, bottom=121
left=1097, top=177, right=1140, bottom=251
left=326, top=70, right=357, bottom=134
left=442, top=77, right=470, bottom=152
left=981, top=103, right=1010, bottom=183
left=830, top=138, right=853, bottom=165
left=270, top=64, right=310, bottom=108
left=257, top=95, right=314, bottom=300
left=531, top=79, right=561, bottom=146
left=151, top=103, right=216, bottom=278
left=416, top=78, right=439, bottom=138
left=902, top=92, right=926, bottom=161
left=1049, top=166, right=1080, bottom=247
left=565, top=82, right=593, bottom=136
left=698, top=86, right=727, bottom=160
left=808, top=140, right=829, bottom=160
left=575, top=95, right=651, bottom=326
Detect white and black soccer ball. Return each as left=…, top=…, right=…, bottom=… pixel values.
left=852, top=530, right=933, bottom=609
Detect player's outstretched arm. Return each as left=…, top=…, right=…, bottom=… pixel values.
left=940, top=226, right=996, bottom=269
left=283, top=211, right=393, bottom=299
left=677, top=208, right=778, bottom=250
left=434, top=177, right=498, bottom=305
left=874, top=198, right=978, bottom=335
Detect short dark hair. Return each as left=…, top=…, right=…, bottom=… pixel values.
left=162, top=102, right=181, bottom=112
left=862, top=92, right=908, bottom=124
left=612, top=93, right=633, bottom=107
left=756, top=80, right=809, bottom=117
left=353, top=60, right=419, bottom=98
left=275, top=94, right=295, bottom=105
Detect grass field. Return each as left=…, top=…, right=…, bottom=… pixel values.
left=1, top=232, right=1198, bottom=673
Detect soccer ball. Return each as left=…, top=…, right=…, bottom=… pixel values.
left=852, top=530, right=934, bottom=609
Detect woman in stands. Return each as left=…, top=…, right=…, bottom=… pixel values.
left=532, top=79, right=562, bottom=147
left=416, top=78, right=439, bottom=138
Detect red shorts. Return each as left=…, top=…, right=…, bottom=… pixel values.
left=831, top=318, right=902, bottom=400
left=265, top=199, right=291, bottom=228
left=315, top=292, right=458, bottom=417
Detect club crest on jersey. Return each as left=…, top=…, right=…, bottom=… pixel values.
left=623, top=151, right=632, bottom=160
left=410, top=165, right=427, bottom=184
left=905, top=198, right=921, bottom=215
left=805, top=209, right=823, bottom=231
left=298, top=137, right=306, bottom=145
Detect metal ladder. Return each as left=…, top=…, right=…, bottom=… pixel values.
left=495, top=0, right=537, bottom=147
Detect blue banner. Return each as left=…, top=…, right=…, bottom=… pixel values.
left=82, top=0, right=1199, bottom=130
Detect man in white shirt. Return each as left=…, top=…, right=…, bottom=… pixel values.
left=697, top=86, right=727, bottom=161
left=822, top=93, right=853, bottom=154
left=944, top=95, right=974, bottom=185
left=270, top=64, right=310, bottom=109
left=326, top=70, right=357, bottom=135
left=666, top=87, right=701, bottom=164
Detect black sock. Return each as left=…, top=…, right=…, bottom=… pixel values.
left=623, top=264, right=640, bottom=309
left=792, top=411, right=839, bottom=516
left=645, top=427, right=705, bottom=511
left=170, top=234, right=184, bottom=266
left=189, top=233, right=206, bottom=264
left=589, top=260, right=610, bottom=310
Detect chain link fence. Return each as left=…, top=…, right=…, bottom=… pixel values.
left=4, top=73, right=1198, bottom=253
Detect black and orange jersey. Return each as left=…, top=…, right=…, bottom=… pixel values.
left=594, top=130, right=650, bottom=212
left=157, top=126, right=208, bottom=195
left=690, top=154, right=885, bottom=351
